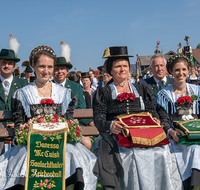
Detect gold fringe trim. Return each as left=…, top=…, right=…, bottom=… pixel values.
left=131, top=132, right=167, bottom=146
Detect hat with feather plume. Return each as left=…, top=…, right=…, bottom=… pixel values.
left=55, top=41, right=73, bottom=69
left=0, top=34, right=20, bottom=62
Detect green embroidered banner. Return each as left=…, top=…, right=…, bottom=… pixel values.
left=174, top=120, right=200, bottom=145
left=25, top=123, right=68, bottom=190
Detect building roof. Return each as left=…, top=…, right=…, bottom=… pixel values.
left=192, top=49, right=200, bottom=64
left=138, top=51, right=177, bottom=68
left=138, top=56, right=152, bottom=66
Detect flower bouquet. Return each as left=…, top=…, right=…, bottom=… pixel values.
left=15, top=114, right=82, bottom=145
left=117, top=92, right=136, bottom=102
left=175, top=95, right=197, bottom=120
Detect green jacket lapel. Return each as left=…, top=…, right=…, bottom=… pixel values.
left=150, top=77, right=159, bottom=97
left=64, top=79, right=68, bottom=88
left=0, top=80, right=5, bottom=102
left=8, top=77, right=18, bottom=104
left=64, top=80, right=72, bottom=92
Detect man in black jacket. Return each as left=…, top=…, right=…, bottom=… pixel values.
left=138, top=54, right=174, bottom=102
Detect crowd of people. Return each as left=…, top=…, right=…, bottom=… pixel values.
left=0, top=42, right=200, bottom=190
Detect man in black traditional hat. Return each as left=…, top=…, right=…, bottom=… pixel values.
left=0, top=49, right=28, bottom=154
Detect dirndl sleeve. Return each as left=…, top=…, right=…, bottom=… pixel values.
left=11, top=89, right=28, bottom=132
left=92, top=86, right=112, bottom=133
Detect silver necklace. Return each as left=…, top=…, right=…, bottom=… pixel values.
left=114, top=81, right=128, bottom=87
left=35, top=80, right=49, bottom=86
left=35, top=81, right=51, bottom=97
left=173, top=83, right=186, bottom=90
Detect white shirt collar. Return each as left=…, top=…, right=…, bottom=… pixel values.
left=55, top=79, right=66, bottom=87
left=0, top=74, right=13, bottom=85
left=153, top=76, right=167, bottom=84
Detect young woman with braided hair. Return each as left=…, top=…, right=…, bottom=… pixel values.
left=0, top=46, right=97, bottom=190
left=156, top=55, right=200, bottom=190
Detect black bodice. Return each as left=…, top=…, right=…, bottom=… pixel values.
left=93, top=83, right=158, bottom=133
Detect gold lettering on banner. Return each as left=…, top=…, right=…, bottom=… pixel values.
left=35, top=141, right=59, bottom=149
left=30, top=160, right=63, bottom=168
left=34, top=150, right=59, bottom=158
left=31, top=169, right=62, bottom=177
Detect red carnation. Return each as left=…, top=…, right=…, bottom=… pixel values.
left=41, top=99, right=46, bottom=104
left=53, top=114, right=58, bottom=118
left=117, top=92, right=136, bottom=102
left=40, top=182, right=43, bottom=187
left=51, top=118, right=59, bottom=123
left=44, top=179, right=48, bottom=183
left=37, top=116, right=45, bottom=123
left=67, top=120, right=71, bottom=124
left=40, top=99, right=54, bottom=105
left=76, top=131, right=80, bottom=138
left=185, top=96, right=191, bottom=102
left=47, top=184, right=52, bottom=189
left=24, top=125, right=28, bottom=130
left=46, top=99, right=54, bottom=104
left=129, top=93, right=136, bottom=100
left=177, top=96, right=191, bottom=105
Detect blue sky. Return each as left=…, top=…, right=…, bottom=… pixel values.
left=1, top=0, right=200, bottom=73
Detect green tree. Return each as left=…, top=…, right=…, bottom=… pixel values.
left=197, top=43, right=200, bottom=49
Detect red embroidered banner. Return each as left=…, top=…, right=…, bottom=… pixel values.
left=114, top=112, right=170, bottom=147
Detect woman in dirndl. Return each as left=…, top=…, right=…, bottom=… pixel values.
left=92, top=46, right=182, bottom=190
left=0, top=46, right=97, bottom=190
left=156, top=55, right=200, bottom=190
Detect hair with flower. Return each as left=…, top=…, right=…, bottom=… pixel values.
left=29, top=45, right=56, bottom=66
left=166, top=54, right=191, bottom=74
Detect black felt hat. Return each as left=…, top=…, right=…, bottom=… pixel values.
left=102, top=46, right=133, bottom=58
left=81, top=72, right=90, bottom=78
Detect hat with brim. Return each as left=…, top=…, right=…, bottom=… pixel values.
left=25, top=66, right=33, bottom=73
left=0, top=49, right=20, bottom=62
left=102, top=46, right=133, bottom=58
left=67, top=71, right=80, bottom=83
left=81, top=72, right=90, bottom=78
left=55, top=57, right=73, bottom=69
left=97, top=59, right=108, bottom=71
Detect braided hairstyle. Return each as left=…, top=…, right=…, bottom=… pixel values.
left=166, top=55, right=191, bottom=74
left=29, top=45, right=56, bottom=66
